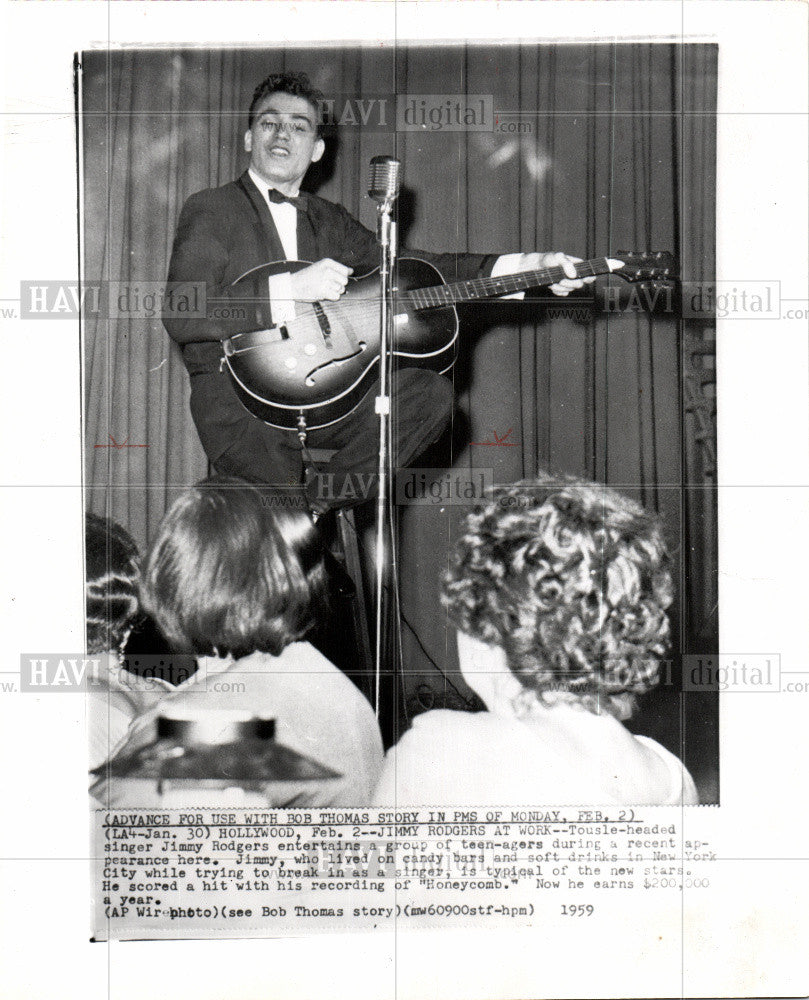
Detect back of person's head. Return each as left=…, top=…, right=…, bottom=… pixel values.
left=442, top=475, right=674, bottom=720
left=140, top=477, right=327, bottom=659
left=85, top=512, right=140, bottom=655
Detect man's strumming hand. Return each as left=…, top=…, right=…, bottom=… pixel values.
left=290, top=259, right=353, bottom=302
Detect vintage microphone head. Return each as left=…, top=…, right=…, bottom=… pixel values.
left=368, top=155, right=401, bottom=209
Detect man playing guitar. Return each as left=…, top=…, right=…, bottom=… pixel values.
left=163, top=71, right=591, bottom=510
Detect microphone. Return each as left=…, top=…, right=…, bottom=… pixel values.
left=368, top=156, right=401, bottom=212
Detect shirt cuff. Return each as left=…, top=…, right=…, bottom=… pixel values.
left=268, top=272, right=296, bottom=324
left=491, top=253, right=534, bottom=299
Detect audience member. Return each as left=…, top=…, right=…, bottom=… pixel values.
left=105, top=477, right=383, bottom=806
left=373, top=477, right=699, bottom=806
left=85, top=513, right=166, bottom=769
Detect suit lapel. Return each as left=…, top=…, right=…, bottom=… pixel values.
left=236, top=172, right=286, bottom=262
left=296, top=199, right=318, bottom=263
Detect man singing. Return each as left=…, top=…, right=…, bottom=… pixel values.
left=164, top=72, right=590, bottom=510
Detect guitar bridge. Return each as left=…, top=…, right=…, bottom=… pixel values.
left=312, top=301, right=333, bottom=349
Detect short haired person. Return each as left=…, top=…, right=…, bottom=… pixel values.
left=107, top=477, right=383, bottom=806
left=85, top=513, right=167, bottom=770
left=164, top=72, right=592, bottom=509
left=372, top=477, right=699, bottom=806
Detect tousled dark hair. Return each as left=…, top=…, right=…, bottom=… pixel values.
left=85, top=512, right=140, bottom=655
left=248, top=71, right=326, bottom=135
left=442, top=476, right=674, bottom=720
left=140, top=477, right=327, bottom=659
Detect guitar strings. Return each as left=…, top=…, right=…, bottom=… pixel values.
left=271, top=257, right=615, bottom=335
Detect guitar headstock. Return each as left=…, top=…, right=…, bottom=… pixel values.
left=612, top=251, right=678, bottom=282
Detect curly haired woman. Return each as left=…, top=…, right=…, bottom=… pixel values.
left=373, top=476, right=698, bottom=806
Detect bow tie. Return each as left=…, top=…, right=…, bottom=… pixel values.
left=267, top=188, right=308, bottom=211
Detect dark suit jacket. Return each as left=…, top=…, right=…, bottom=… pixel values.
left=163, top=171, right=499, bottom=376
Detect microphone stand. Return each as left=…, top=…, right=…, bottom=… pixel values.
left=373, top=200, right=397, bottom=720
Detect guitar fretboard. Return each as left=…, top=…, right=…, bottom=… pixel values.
left=403, top=257, right=614, bottom=311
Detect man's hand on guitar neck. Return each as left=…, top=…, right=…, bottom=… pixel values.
left=491, top=251, right=596, bottom=298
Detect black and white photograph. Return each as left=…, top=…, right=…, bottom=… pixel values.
left=1, top=1, right=808, bottom=997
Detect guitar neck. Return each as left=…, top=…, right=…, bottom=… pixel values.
left=404, top=257, right=615, bottom=311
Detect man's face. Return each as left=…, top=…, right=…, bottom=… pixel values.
left=245, top=92, right=324, bottom=192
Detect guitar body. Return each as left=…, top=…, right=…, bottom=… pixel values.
left=224, top=258, right=458, bottom=430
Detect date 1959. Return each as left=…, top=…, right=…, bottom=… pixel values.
left=561, top=905, right=595, bottom=916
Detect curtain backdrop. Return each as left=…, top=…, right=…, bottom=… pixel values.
left=83, top=43, right=717, bottom=792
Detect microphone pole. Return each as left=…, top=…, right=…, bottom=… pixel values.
left=368, top=155, right=400, bottom=720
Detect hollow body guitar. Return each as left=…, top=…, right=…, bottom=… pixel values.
left=222, top=252, right=674, bottom=431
